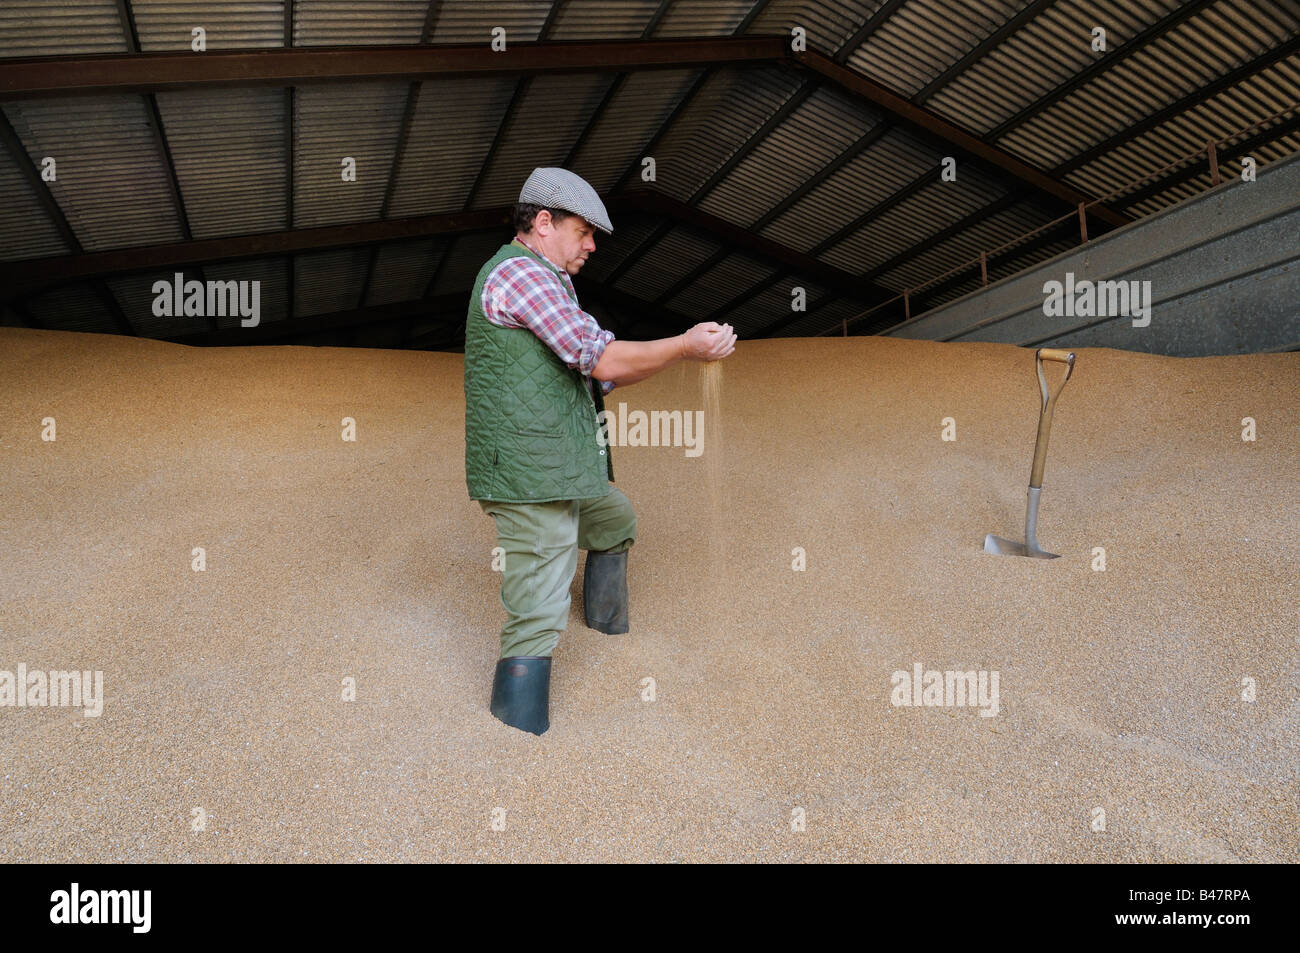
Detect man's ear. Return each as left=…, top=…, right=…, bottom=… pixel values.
left=534, top=209, right=552, bottom=234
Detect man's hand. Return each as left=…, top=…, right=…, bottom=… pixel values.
left=593, top=323, right=737, bottom=386
left=680, top=322, right=737, bottom=362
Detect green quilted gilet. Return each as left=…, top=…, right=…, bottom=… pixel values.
left=464, top=240, right=614, bottom=503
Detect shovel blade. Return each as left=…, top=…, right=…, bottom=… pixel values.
left=983, top=534, right=1059, bottom=559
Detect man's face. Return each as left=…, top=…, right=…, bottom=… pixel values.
left=536, top=211, right=597, bottom=275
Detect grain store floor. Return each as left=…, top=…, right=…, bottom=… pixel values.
left=1, top=327, right=1296, bottom=862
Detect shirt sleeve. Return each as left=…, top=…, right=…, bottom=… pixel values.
left=482, top=257, right=616, bottom=385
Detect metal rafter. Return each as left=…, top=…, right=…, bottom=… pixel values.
left=0, top=38, right=789, bottom=100
left=985, top=0, right=1221, bottom=141
left=0, top=206, right=515, bottom=299
left=607, top=0, right=778, bottom=200
left=421, top=3, right=570, bottom=301
left=162, top=293, right=469, bottom=346
left=116, top=0, right=213, bottom=329
left=608, top=0, right=893, bottom=302
left=912, top=0, right=1059, bottom=103
left=0, top=94, right=134, bottom=334
left=833, top=0, right=909, bottom=64
left=650, top=121, right=894, bottom=313
left=560, top=0, right=677, bottom=171
left=284, top=2, right=297, bottom=328
left=662, top=3, right=1067, bottom=328
left=756, top=3, right=1291, bottom=339
left=600, top=67, right=713, bottom=283
left=420, top=79, right=528, bottom=299
left=1053, top=35, right=1300, bottom=178
left=702, top=163, right=961, bottom=325
left=1114, top=111, right=1300, bottom=209
left=615, top=191, right=883, bottom=306
left=753, top=192, right=1029, bottom=339
left=794, top=49, right=1131, bottom=228
left=721, top=0, right=1202, bottom=334
left=619, top=79, right=821, bottom=300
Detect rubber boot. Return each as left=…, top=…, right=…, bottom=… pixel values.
left=489, top=656, right=551, bottom=735
left=583, top=549, right=629, bottom=634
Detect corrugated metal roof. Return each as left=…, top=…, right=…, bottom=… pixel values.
left=653, top=0, right=759, bottom=38
left=1000, top=0, right=1300, bottom=170
left=612, top=227, right=723, bottom=302
left=365, top=238, right=448, bottom=306
left=104, top=257, right=292, bottom=336
left=759, top=128, right=931, bottom=253
left=697, top=85, right=872, bottom=228
left=549, top=0, right=663, bottom=41
left=575, top=213, right=662, bottom=283
left=827, top=174, right=1011, bottom=277
left=753, top=1, right=886, bottom=55
left=845, top=0, right=1021, bottom=98
left=295, top=246, right=373, bottom=316
left=1, top=0, right=1297, bottom=347
left=430, top=230, right=509, bottom=296
left=924, top=0, right=1182, bottom=135
left=653, top=67, right=807, bottom=202
left=132, top=0, right=287, bottom=51
left=712, top=272, right=839, bottom=337
left=879, top=201, right=1060, bottom=292
left=568, top=68, right=703, bottom=193
left=780, top=296, right=869, bottom=337
left=0, top=0, right=128, bottom=59
left=294, top=0, right=429, bottom=47
left=426, top=0, right=553, bottom=44
left=24, top=282, right=113, bottom=333
left=293, top=82, right=409, bottom=228
left=0, top=130, right=71, bottom=260
left=4, top=96, right=185, bottom=251
left=469, top=72, right=615, bottom=208
left=199, top=257, right=290, bottom=331
left=1064, top=64, right=1300, bottom=207
left=155, top=87, right=288, bottom=239
left=387, top=77, right=519, bottom=217
left=663, top=250, right=772, bottom=319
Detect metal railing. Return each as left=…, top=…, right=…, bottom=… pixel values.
left=814, top=102, right=1299, bottom=338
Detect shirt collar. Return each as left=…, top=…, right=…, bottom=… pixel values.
left=513, top=235, right=566, bottom=278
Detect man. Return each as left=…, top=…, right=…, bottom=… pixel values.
left=464, top=166, right=736, bottom=735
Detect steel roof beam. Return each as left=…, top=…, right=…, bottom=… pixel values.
left=1, top=189, right=868, bottom=302
left=792, top=49, right=1130, bottom=227
left=0, top=207, right=514, bottom=299
left=1053, top=35, right=1300, bottom=178
left=985, top=0, right=1220, bottom=141
left=160, top=293, right=469, bottom=346
left=615, top=191, right=886, bottom=306
left=0, top=37, right=789, bottom=100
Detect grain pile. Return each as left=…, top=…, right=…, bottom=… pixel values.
left=0, top=326, right=1295, bottom=862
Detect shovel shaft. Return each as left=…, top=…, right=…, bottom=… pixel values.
left=1028, top=348, right=1075, bottom=489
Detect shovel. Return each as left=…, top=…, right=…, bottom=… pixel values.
left=984, top=348, right=1076, bottom=559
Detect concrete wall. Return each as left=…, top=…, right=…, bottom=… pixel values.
left=886, top=151, right=1300, bottom=356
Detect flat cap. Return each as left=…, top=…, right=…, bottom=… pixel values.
left=519, top=167, right=613, bottom=234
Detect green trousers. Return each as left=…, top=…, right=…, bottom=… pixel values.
left=479, top=486, right=637, bottom=658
